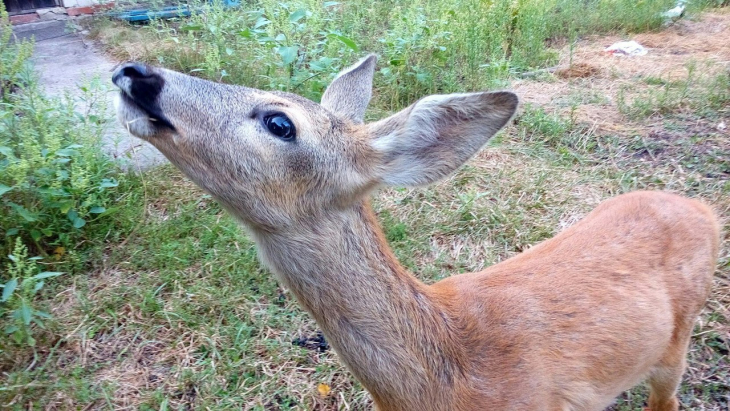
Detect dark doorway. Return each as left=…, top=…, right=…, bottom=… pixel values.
left=4, top=0, right=59, bottom=14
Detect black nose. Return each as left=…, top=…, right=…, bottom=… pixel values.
left=113, top=62, right=175, bottom=131
left=112, top=63, right=152, bottom=86
left=112, top=62, right=165, bottom=104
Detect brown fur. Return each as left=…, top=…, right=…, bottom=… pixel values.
left=113, top=56, right=720, bottom=411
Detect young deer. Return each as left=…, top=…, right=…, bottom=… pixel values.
left=113, top=55, right=719, bottom=411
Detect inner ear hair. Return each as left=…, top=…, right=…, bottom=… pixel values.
left=369, top=91, right=519, bottom=187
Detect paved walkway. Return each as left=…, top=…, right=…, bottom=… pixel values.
left=13, top=20, right=166, bottom=170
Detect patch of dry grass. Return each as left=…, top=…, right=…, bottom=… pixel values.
left=514, top=9, right=730, bottom=134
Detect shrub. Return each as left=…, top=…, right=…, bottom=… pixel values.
left=0, top=77, right=124, bottom=259
left=0, top=5, right=132, bottom=351
left=0, top=1, right=33, bottom=99
left=0, top=239, right=63, bottom=347
left=1, top=6, right=126, bottom=262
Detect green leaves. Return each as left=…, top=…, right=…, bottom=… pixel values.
left=19, top=299, right=31, bottom=325
left=180, top=23, right=204, bottom=32
left=1, top=278, right=17, bottom=302
left=55, top=148, right=79, bottom=157
left=56, top=200, right=74, bottom=214
left=8, top=203, right=38, bottom=222
left=288, top=8, right=307, bottom=24
left=277, top=46, right=299, bottom=65
left=2, top=240, right=64, bottom=347
left=2, top=75, right=122, bottom=258
left=328, top=33, right=359, bottom=52
left=67, top=209, right=86, bottom=229
left=99, top=179, right=119, bottom=189
left=253, top=17, right=270, bottom=29
left=33, top=271, right=63, bottom=280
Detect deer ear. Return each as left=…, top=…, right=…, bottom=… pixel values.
left=321, top=55, right=377, bottom=124
left=369, top=91, right=518, bottom=187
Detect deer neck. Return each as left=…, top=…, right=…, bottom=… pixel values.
left=250, top=201, right=464, bottom=406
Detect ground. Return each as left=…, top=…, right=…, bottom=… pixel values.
left=1, top=8, right=729, bottom=411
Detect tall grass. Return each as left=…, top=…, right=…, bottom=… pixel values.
left=95, top=0, right=679, bottom=109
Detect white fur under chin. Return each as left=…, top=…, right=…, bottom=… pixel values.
left=114, top=93, right=157, bottom=139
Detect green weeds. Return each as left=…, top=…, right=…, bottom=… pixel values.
left=0, top=2, right=131, bottom=378
left=0, top=78, right=124, bottom=260
left=1, top=240, right=63, bottom=348
left=93, top=0, right=685, bottom=110
left=618, top=62, right=730, bottom=120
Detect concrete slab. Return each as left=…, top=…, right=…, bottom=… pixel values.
left=13, top=19, right=68, bottom=41
left=12, top=22, right=167, bottom=171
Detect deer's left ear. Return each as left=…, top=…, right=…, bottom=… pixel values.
left=369, top=91, right=519, bottom=187
left=321, top=55, right=378, bottom=124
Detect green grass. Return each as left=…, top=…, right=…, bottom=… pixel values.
left=89, top=0, right=685, bottom=109
left=618, top=62, right=730, bottom=121
left=2, top=2, right=730, bottom=410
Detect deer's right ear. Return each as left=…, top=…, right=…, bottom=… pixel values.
left=321, top=55, right=377, bottom=124
left=368, top=91, right=519, bottom=187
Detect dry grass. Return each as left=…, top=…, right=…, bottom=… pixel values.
left=514, top=9, right=730, bottom=135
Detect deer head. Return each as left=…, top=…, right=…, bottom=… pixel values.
left=113, top=56, right=518, bottom=233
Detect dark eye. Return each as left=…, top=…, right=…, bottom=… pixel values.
left=263, top=113, right=296, bottom=141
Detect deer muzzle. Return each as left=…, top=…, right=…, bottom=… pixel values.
left=113, top=62, right=176, bottom=137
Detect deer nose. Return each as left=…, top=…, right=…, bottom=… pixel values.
left=112, top=63, right=166, bottom=103
left=112, top=62, right=151, bottom=86
left=112, top=63, right=174, bottom=130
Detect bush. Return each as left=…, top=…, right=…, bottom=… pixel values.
left=0, top=3, right=132, bottom=350
left=1, top=5, right=126, bottom=262
left=0, top=1, right=33, bottom=99
left=0, top=77, right=124, bottom=260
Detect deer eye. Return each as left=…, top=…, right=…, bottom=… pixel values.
left=263, top=113, right=296, bottom=141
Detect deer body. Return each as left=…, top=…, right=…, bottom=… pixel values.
left=113, top=56, right=720, bottom=411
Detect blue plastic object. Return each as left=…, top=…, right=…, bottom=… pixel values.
left=109, top=0, right=237, bottom=22
left=108, top=5, right=193, bottom=21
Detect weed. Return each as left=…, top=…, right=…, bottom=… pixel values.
left=90, top=0, right=691, bottom=112
left=1, top=239, right=63, bottom=347
left=618, top=62, right=729, bottom=121
left=0, top=2, right=33, bottom=100
left=0, top=77, right=124, bottom=260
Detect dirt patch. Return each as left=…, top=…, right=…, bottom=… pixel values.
left=90, top=332, right=187, bottom=411
left=555, top=62, right=600, bottom=79
left=512, top=10, right=730, bottom=135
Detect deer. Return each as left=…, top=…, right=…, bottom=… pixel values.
left=112, top=55, right=720, bottom=411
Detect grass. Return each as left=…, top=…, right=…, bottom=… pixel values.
left=2, top=1, right=730, bottom=410
left=87, top=0, right=690, bottom=108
